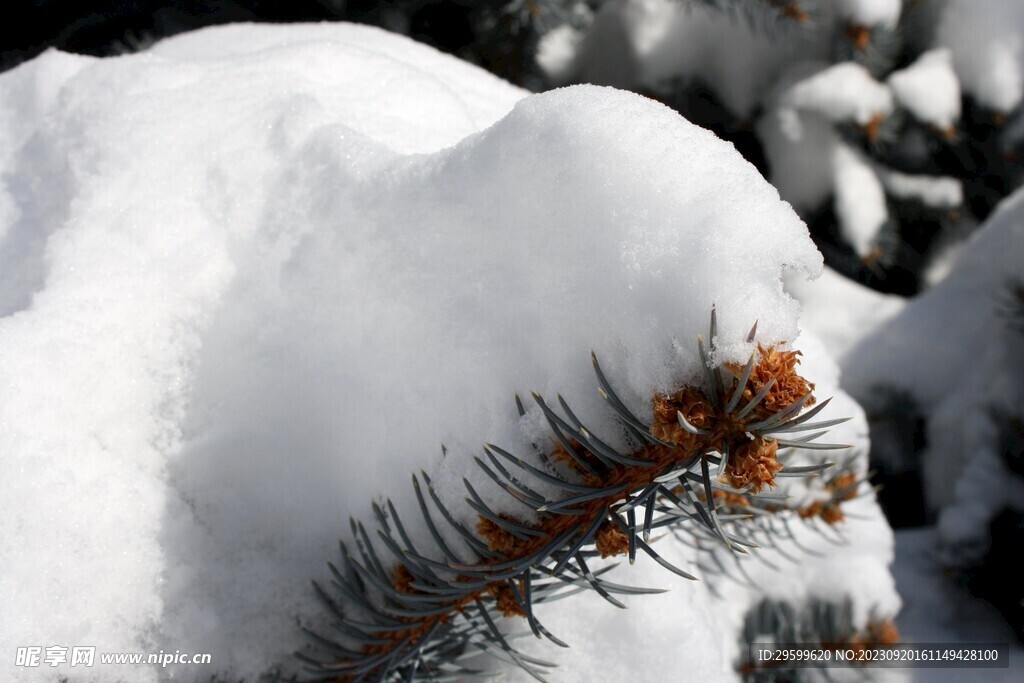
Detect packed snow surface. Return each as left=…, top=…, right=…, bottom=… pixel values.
left=552, top=1, right=914, bottom=121
left=0, top=21, right=837, bottom=682
left=887, top=49, right=961, bottom=131
left=879, top=168, right=963, bottom=209
left=536, top=23, right=584, bottom=83
left=630, top=0, right=830, bottom=118
left=838, top=0, right=902, bottom=28
left=781, top=62, right=895, bottom=129
left=548, top=0, right=833, bottom=118
left=757, top=61, right=897, bottom=217
left=758, top=99, right=839, bottom=214
left=833, top=143, right=889, bottom=258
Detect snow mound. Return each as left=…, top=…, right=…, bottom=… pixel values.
left=780, top=62, right=894, bottom=129
left=878, top=168, right=963, bottom=210
left=833, top=143, right=889, bottom=258
left=887, top=49, right=961, bottom=131
left=543, top=1, right=910, bottom=121
left=838, top=0, right=902, bottom=28
left=935, top=0, right=1024, bottom=113
left=0, top=22, right=527, bottom=683
left=843, top=187, right=1024, bottom=557
left=548, top=0, right=833, bottom=118
left=0, top=21, right=831, bottom=682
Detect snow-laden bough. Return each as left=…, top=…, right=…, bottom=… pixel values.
left=301, top=310, right=863, bottom=681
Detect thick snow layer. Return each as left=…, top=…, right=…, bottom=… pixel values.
left=756, top=62, right=895, bottom=219
left=833, top=143, right=889, bottom=258
left=536, top=24, right=585, bottom=83
left=546, top=1, right=640, bottom=90
left=507, top=332, right=899, bottom=682
left=0, top=24, right=525, bottom=683
left=887, top=49, right=961, bottom=131
left=149, top=22, right=525, bottom=154
left=879, top=168, right=963, bottom=209
left=843, top=187, right=1024, bottom=551
left=838, top=0, right=902, bottom=28
left=550, top=0, right=834, bottom=118
left=843, top=185, right=1024, bottom=415
left=631, top=0, right=832, bottom=118
left=0, top=22, right=834, bottom=682
left=0, top=50, right=95, bottom=314
left=758, top=99, right=839, bottom=214
left=759, top=56, right=961, bottom=235
left=935, top=0, right=1024, bottom=113
left=781, top=62, right=895, bottom=128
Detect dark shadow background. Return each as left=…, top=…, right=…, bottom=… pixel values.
left=2, top=2, right=491, bottom=73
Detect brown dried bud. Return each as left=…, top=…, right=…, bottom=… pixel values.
left=651, top=388, right=709, bottom=446
left=868, top=620, right=900, bottom=646
left=821, top=503, right=844, bottom=525
left=829, top=471, right=859, bottom=502
left=594, top=519, right=629, bottom=558
left=739, top=345, right=815, bottom=421
left=845, top=23, right=871, bottom=50
left=392, top=564, right=415, bottom=594
left=477, top=516, right=520, bottom=555
left=487, top=582, right=526, bottom=618
left=726, top=437, right=782, bottom=492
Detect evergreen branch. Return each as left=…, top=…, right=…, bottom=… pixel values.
left=301, top=309, right=856, bottom=681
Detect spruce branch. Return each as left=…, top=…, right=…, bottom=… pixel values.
left=300, top=310, right=857, bottom=681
